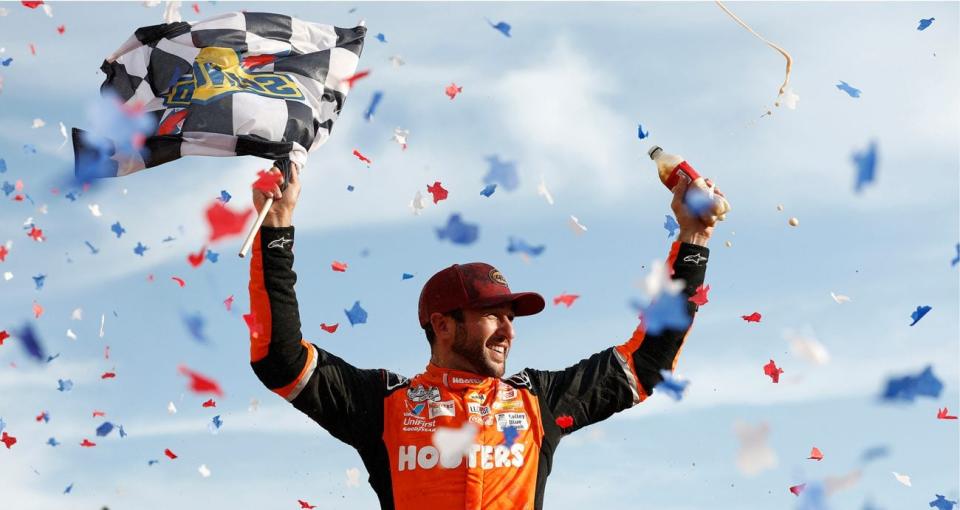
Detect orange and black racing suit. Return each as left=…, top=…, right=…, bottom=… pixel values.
left=248, top=226, right=709, bottom=510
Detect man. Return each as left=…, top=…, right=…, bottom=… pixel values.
left=248, top=163, right=720, bottom=510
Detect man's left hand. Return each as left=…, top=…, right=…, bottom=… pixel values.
left=671, top=179, right=727, bottom=247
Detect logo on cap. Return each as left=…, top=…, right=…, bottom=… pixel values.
left=489, top=269, right=508, bottom=286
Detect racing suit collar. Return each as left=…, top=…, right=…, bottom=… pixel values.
left=424, top=362, right=498, bottom=391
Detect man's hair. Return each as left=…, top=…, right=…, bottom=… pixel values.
left=423, top=309, right=464, bottom=347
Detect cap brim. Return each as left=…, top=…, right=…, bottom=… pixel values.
left=469, top=292, right=546, bottom=318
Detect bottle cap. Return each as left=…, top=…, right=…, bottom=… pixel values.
left=647, top=146, right=662, bottom=160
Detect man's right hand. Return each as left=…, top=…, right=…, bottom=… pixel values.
left=253, top=162, right=301, bottom=228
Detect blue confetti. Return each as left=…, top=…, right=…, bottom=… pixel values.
left=375, top=32, right=387, bottom=43
left=1, top=181, right=14, bottom=196
left=0, top=158, right=6, bottom=173
left=910, top=305, right=932, bottom=326
left=859, top=445, right=889, bottom=464
left=47, top=437, right=60, bottom=447
left=654, top=369, right=689, bottom=401
left=205, top=249, right=219, bottom=263
left=95, top=422, right=115, bottom=437
left=436, top=214, right=479, bottom=245
left=881, top=365, right=943, bottom=402
left=63, top=483, right=73, bottom=495
left=84, top=241, right=99, bottom=254
left=853, top=141, right=878, bottom=193
left=37, top=411, right=49, bottom=423
left=219, top=190, right=231, bottom=203
left=633, top=294, right=691, bottom=335
left=110, top=221, right=125, bottom=238
left=480, top=184, right=497, bottom=197
left=65, top=191, right=78, bottom=201
left=0, top=57, right=12, bottom=66
left=133, top=242, right=148, bottom=256
left=402, top=273, right=414, bottom=280
left=953, top=243, right=960, bottom=267
left=147, top=459, right=159, bottom=466
left=796, top=481, right=827, bottom=510
left=345, top=301, right=368, bottom=326
left=45, top=353, right=60, bottom=363
left=663, top=215, right=679, bottom=237
left=57, top=379, right=74, bottom=392
left=118, top=425, right=127, bottom=438
left=637, top=123, right=649, bottom=139
left=487, top=19, right=511, bottom=37
left=507, top=237, right=545, bottom=257
left=502, top=425, right=519, bottom=447
left=182, top=312, right=207, bottom=343
left=918, top=18, right=935, bottom=31
left=364, top=91, right=383, bottom=122
left=16, top=323, right=46, bottom=363
left=209, top=415, right=223, bottom=434
left=161, top=236, right=176, bottom=243
left=483, top=155, right=519, bottom=192
left=23, top=144, right=36, bottom=155
left=836, top=80, right=861, bottom=98
left=32, top=274, right=46, bottom=290
left=930, top=495, right=957, bottom=510
left=347, top=185, right=355, bottom=192
left=683, top=187, right=716, bottom=217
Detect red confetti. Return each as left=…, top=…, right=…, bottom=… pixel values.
left=352, top=149, right=372, bottom=165
left=763, top=359, right=783, bottom=383
left=80, top=439, right=96, bottom=447
left=426, top=181, right=449, bottom=203
left=1, top=431, right=17, bottom=449
left=32, top=301, right=43, bottom=318
left=29, top=43, right=36, bottom=56
left=445, top=83, right=463, bottom=100
left=206, top=201, right=254, bottom=243
left=553, top=293, right=580, bottom=307
left=298, top=500, right=317, bottom=509
left=187, top=245, right=206, bottom=267
left=555, top=415, right=574, bottom=428
left=0, top=245, right=8, bottom=261
left=157, top=108, right=189, bottom=136
left=101, top=372, right=116, bottom=379
left=689, top=284, right=710, bottom=306
left=21, top=1, right=43, bottom=8
left=56, top=24, right=65, bottom=34
left=742, top=312, right=762, bottom=323
left=0, top=330, right=9, bottom=345
left=341, top=69, right=371, bottom=89
left=178, top=365, right=224, bottom=396
left=147, top=274, right=155, bottom=283
left=937, top=407, right=958, bottom=420
left=171, top=276, right=186, bottom=288
left=202, top=399, right=216, bottom=408
left=92, top=410, right=105, bottom=418
left=789, top=484, right=806, bottom=496
left=164, top=448, right=178, bottom=459
left=252, top=169, right=282, bottom=193
left=331, top=261, right=348, bottom=272
left=224, top=295, right=234, bottom=311
left=27, top=226, right=44, bottom=242
left=808, top=447, right=823, bottom=461
left=320, top=322, right=339, bottom=334
left=192, top=2, right=199, bottom=13
left=35, top=411, right=47, bottom=422
left=104, top=346, right=110, bottom=359
left=242, top=54, right=276, bottom=69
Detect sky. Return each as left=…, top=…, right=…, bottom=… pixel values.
left=0, top=1, right=958, bottom=509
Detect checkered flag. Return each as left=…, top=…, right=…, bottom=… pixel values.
left=73, top=11, right=366, bottom=179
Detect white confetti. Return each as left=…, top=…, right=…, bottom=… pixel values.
left=391, top=128, right=409, bottom=149
left=88, top=204, right=102, bottom=217
left=734, top=421, right=778, bottom=476
left=31, top=118, right=45, bottom=129
left=58, top=122, right=68, bottom=150
left=41, top=3, right=53, bottom=17
left=432, top=423, right=478, bottom=467
left=785, top=329, right=830, bottom=365
left=408, top=190, right=426, bottom=215
left=37, top=204, right=48, bottom=215
left=388, top=55, right=405, bottom=67
left=777, top=204, right=784, bottom=211
left=3, top=272, right=12, bottom=281
left=142, top=0, right=161, bottom=6
left=248, top=398, right=259, bottom=412
left=162, top=0, right=182, bottom=23
left=568, top=215, right=587, bottom=235
left=537, top=176, right=555, bottom=205
left=725, top=241, right=733, bottom=247
left=643, top=260, right=684, bottom=298
left=99, top=314, right=105, bottom=338
left=167, top=401, right=177, bottom=414
left=788, top=217, right=799, bottom=227
left=345, top=468, right=360, bottom=488
left=0, top=8, right=9, bottom=16
left=830, top=292, right=851, bottom=304
left=198, top=464, right=211, bottom=478
left=66, top=329, right=77, bottom=340
left=892, top=471, right=912, bottom=487
left=71, top=308, right=83, bottom=320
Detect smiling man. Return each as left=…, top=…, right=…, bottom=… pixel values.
left=248, top=162, right=721, bottom=510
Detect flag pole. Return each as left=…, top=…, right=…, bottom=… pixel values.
left=238, top=197, right=272, bottom=258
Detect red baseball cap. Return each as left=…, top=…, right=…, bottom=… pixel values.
left=418, top=262, right=545, bottom=327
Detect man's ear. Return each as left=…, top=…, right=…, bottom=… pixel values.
left=429, top=312, right=451, bottom=339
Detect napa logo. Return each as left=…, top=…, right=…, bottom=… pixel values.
left=163, top=47, right=303, bottom=107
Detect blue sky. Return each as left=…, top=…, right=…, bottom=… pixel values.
left=0, top=2, right=958, bottom=509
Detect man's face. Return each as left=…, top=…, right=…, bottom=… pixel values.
left=448, top=305, right=515, bottom=378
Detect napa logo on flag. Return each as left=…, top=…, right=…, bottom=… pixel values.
left=163, top=47, right=303, bottom=107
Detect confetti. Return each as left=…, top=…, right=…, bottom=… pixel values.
left=321, top=323, right=339, bottom=333
left=568, top=215, right=588, bottom=235
left=178, top=365, right=224, bottom=396
left=436, top=214, right=479, bottom=245
left=487, top=19, right=511, bottom=37
left=735, top=421, right=778, bottom=476
left=936, top=407, right=957, bottom=420
left=92, top=410, right=105, bottom=418
left=388, top=55, right=405, bottom=67
left=789, top=484, right=806, bottom=496
left=36, top=411, right=49, bottom=423
left=95, top=422, right=115, bottom=437
left=663, top=215, right=679, bottom=237
left=27, top=226, right=44, bottom=242
left=187, top=246, right=206, bottom=267
left=331, top=261, right=348, bottom=272
left=763, top=360, right=783, bottom=383
left=80, top=439, right=96, bottom=447
left=101, top=371, right=115, bottom=379
left=298, top=500, right=317, bottom=509
left=206, top=201, right=254, bottom=242
left=0, top=330, right=8, bottom=345
left=830, top=292, right=850, bottom=304
left=363, top=91, right=383, bottom=121
left=553, top=294, right=579, bottom=307
left=917, top=18, right=935, bottom=31
left=21, top=1, right=44, bottom=9
left=432, top=422, right=479, bottom=466
left=205, top=249, right=219, bottom=263
left=164, top=448, right=178, bottom=459
left=375, top=32, right=387, bottom=43
left=32, top=302, right=43, bottom=318
left=391, top=128, right=408, bottom=149
left=808, top=447, right=823, bottom=461
left=224, top=295, right=234, bottom=311
left=344, top=301, right=368, bottom=326
left=16, top=323, right=46, bottom=361
left=835, top=81, right=861, bottom=98
left=951, top=244, right=959, bottom=267
left=555, top=415, right=574, bottom=428
left=536, top=176, right=554, bottom=205
left=198, top=464, right=211, bottom=477
left=786, top=330, right=830, bottom=365
left=252, top=169, right=282, bottom=194
left=218, top=190, right=231, bottom=203
left=689, top=284, right=710, bottom=306
left=853, top=141, right=878, bottom=193
left=32, top=118, right=45, bottom=128
left=402, top=273, right=414, bottom=280
left=171, top=276, right=186, bottom=287
left=110, top=221, right=126, bottom=238
left=56, top=24, right=64, bottom=35
left=133, top=242, right=148, bottom=256
left=480, top=184, right=497, bottom=197
left=930, top=495, right=958, bottom=510
left=507, top=237, right=545, bottom=257
left=742, top=312, right=762, bottom=323
left=167, top=402, right=177, bottom=414
left=84, top=241, right=99, bottom=254
left=445, top=83, right=463, bottom=99
left=892, top=471, right=911, bottom=487
left=352, top=149, right=372, bottom=165
left=0, top=245, right=7, bottom=261
left=637, top=123, right=649, bottom=139
left=57, top=379, right=74, bottom=392
left=46, top=437, right=59, bottom=447
left=788, top=217, right=799, bottom=227
left=342, top=69, right=371, bottom=89
left=1, top=431, right=16, bottom=449
left=909, top=305, right=931, bottom=326
left=426, top=181, right=449, bottom=203
left=346, top=467, right=361, bottom=488
left=209, top=415, right=223, bottom=433
left=32, top=273, right=45, bottom=290
left=881, top=365, right=943, bottom=402
left=655, top=369, right=690, bottom=401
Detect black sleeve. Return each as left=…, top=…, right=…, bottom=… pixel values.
left=248, top=226, right=386, bottom=448
left=520, top=241, right=709, bottom=436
